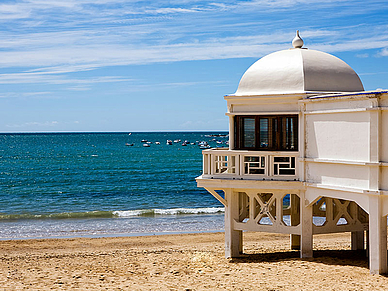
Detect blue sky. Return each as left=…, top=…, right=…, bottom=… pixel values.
left=1, top=0, right=388, bottom=132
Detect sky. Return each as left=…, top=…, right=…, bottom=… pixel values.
left=1, top=0, right=388, bottom=132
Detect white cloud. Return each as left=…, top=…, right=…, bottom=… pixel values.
left=0, top=71, right=135, bottom=85
left=379, top=48, right=388, bottom=57
left=0, top=91, right=53, bottom=98
left=0, top=0, right=387, bottom=78
left=6, top=121, right=59, bottom=128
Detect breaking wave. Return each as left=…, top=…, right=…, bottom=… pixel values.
left=0, top=207, right=225, bottom=221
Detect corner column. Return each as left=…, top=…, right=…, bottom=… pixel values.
left=300, top=190, right=313, bottom=258
left=368, top=195, right=387, bottom=274
left=225, top=189, right=242, bottom=258
left=229, top=115, right=234, bottom=150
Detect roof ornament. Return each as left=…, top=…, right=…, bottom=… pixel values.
left=292, top=30, right=304, bottom=48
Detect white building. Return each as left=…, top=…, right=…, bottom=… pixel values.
left=196, top=31, right=388, bottom=274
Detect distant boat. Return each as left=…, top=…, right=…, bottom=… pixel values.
left=125, top=143, right=134, bottom=146
left=143, top=143, right=150, bottom=147
left=128, top=133, right=132, bottom=136
left=141, top=139, right=147, bottom=143
left=182, top=142, right=187, bottom=146
left=155, top=141, right=161, bottom=145
left=146, top=141, right=152, bottom=144
left=166, top=140, right=173, bottom=145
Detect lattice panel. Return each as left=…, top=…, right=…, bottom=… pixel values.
left=243, top=156, right=266, bottom=175
left=312, top=197, right=368, bottom=234
left=273, top=156, right=296, bottom=175
left=214, top=155, right=236, bottom=174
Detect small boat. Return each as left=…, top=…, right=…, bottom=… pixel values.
left=146, top=141, right=152, bottom=144
left=155, top=141, right=161, bottom=145
left=128, top=133, right=132, bottom=136
left=166, top=140, right=173, bottom=145
left=143, top=143, right=150, bottom=147
left=125, top=143, right=134, bottom=146
left=141, top=139, right=147, bottom=143
left=182, top=142, right=187, bottom=146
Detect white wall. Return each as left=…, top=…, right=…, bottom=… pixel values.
left=305, top=112, right=370, bottom=162
left=381, top=110, right=388, bottom=163
left=306, top=162, right=370, bottom=189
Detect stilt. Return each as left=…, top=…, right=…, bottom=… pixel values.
left=290, top=194, right=301, bottom=250
left=366, top=230, right=369, bottom=258
left=368, top=196, right=387, bottom=274
left=300, top=191, right=313, bottom=258
left=291, top=234, right=301, bottom=250
left=351, top=231, right=364, bottom=250
left=225, top=189, right=242, bottom=258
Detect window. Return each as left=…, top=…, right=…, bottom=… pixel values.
left=234, top=115, right=298, bottom=151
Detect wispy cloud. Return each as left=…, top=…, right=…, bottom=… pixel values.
left=0, top=1, right=388, bottom=86
left=6, top=121, right=59, bottom=128
left=0, top=71, right=134, bottom=85
left=0, top=91, right=53, bottom=98
left=379, top=48, right=388, bottom=57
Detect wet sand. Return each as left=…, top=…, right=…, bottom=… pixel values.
left=0, top=232, right=387, bottom=290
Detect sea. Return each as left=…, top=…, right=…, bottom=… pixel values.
left=0, top=132, right=227, bottom=240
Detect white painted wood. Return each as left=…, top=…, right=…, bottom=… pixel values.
left=300, top=191, right=313, bottom=258
left=368, top=196, right=387, bottom=274
left=225, top=189, right=242, bottom=258
left=229, top=115, right=234, bottom=150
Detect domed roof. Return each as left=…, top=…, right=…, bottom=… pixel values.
left=234, top=31, right=364, bottom=96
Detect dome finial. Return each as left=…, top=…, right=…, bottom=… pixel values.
left=292, top=30, right=304, bottom=48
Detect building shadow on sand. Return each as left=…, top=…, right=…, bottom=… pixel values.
left=230, top=249, right=372, bottom=270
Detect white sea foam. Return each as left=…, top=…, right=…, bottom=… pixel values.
left=113, top=207, right=225, bottom=217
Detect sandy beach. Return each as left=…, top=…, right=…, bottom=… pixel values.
left=0, top=231, right=387, bottom=290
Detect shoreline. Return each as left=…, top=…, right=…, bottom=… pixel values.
left=1, top=231, right=388, bottom=289
left=0, top=229, right=225, bottom=241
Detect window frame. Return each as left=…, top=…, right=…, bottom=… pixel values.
left=234, top=115, right=298, bottom=151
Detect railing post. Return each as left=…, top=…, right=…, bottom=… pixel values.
left=210, top=153, right=214, bottom=175
left=267, top=154, right=271, bottom=176
left=235, top=153, right=240, bottom=176
left=203, top=153, right=206, bottom=175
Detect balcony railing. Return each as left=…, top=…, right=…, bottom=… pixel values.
left=202, top=148, right=299, bottom=181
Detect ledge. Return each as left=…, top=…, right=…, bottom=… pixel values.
left=196, top=176, right=305, bottom=190
left=302, top=158, right=381, bottom=166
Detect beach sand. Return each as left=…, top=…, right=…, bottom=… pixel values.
left=0, top=232, right=387, bottom=290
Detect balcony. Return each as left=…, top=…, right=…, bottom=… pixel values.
left=201, top=148, right=299, bottom=181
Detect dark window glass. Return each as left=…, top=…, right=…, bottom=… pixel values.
left=234, top=115, right=298, bottom=151
left=243, top=118, right=255, bottom=148
left=259, top=118, right=268, bottom=148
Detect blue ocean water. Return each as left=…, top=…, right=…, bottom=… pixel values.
left=0, top=132, right=227, bottom=239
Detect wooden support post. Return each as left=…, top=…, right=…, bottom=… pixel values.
left=291, top=234, right=301, bottom=250
left=351, top=231, right=364, bottom=251
left=290, top=193, right=301, bottom=250
left=225, top=189, right=242, bottom=258
left=368, top=196, right=387, bottom=274
left=300, top=191, right=313, bottom=258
